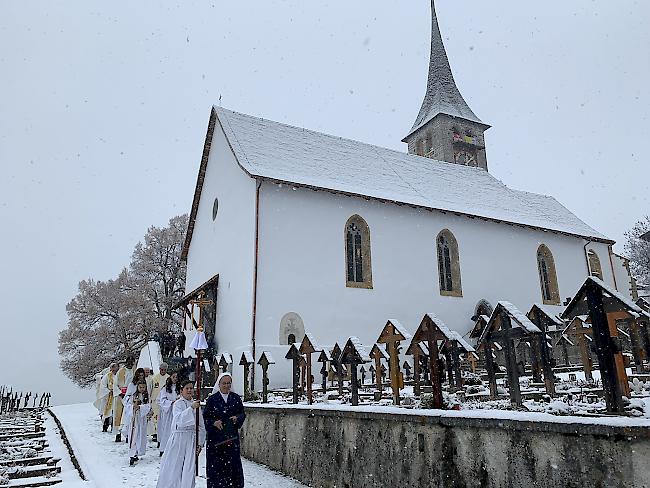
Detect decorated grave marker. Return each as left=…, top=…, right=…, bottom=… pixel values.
left=285, top=344, right=302, bottom=404
left=413, top=313, right=464, bottom=409
left=340, top=337, right=370, bottom=406
left=317, top=349, right=332, bottom=393
left=330, top=343, right=344, bottom=396
left=377, top=320, right=412, bottom=405
left=299, top=334, right=322, bottom=405
left=257, top=351, right=275, bottom=403
left=370, top=343, right=389, bottom=399
left=406, top=340, right=429, bottom=396
left=526, top=304, right=561, bottom=395
left=562, top=277, right=649, bottom=413
left=479, top=302, right=542, bottom=406
left=239, top=351, right=254, bottom=400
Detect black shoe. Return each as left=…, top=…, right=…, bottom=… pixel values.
left=159, top=452, right=163, bottom=457
left=129, top=456, right=137, bottom=466
left=115, top=433, right=121, bottom=443
left=102, top=419, right=110, bottom=432
left=152, top=434, right=157, bottom=442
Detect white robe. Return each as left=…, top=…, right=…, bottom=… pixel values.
left=120, top=383, right=138, bottom=440
left=156, top=398, right=206, bottom=488
left=157, top=387, right=178, bottom=453
left=93, top=369, right=112, bottom=421
left=126, top=393, right=151, bottom=458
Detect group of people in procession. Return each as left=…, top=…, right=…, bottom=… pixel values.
left=94, top=357, right=245, bottom=488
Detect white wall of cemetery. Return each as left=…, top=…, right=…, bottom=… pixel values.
left=252, top=182, right=617, bottom=387
left=184, top=118, right=258, bottom=389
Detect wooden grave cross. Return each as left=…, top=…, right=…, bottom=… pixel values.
left=257, top=351, right=275, bottom=403
left=565, top=317, right=594, bottom=382
left=370, top=343, right=389, bottom=399
left=299, top=334, right=320, bottom=405
left=285, top=344, right=302, bottom=404
left=317, top=349, right=332, bottom=393
left=377, top=320, right=411, bottom=405
left=413, top=314, right=454, bottom=409
left=360, top=365, right=367, bottom=386
left=369, top=364, right=376, bottom=385
left=239, top=351, right=254, bottom=400
left=330, top=343, right=344, bottom=396
left=480, top=302, right=542, bottom=406
left=526, top=305, right=559, bottom=395
left=406, top=341, right=428, bottom=396
left=340, top=338, right=370, bottom=406
left=403, top=362, right=412, bottom=382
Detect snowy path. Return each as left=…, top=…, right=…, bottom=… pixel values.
left=51, top=403, right=307, bottom=488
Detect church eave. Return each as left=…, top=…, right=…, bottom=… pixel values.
left=251, top=175, right=614, bottom=246
left=402, top=113, right=491, bottom=143
left=181, top=107, right=218, bottom=262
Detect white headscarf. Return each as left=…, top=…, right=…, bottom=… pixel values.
left=212, top=372, right=233, bottom=395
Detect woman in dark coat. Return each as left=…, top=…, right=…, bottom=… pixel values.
left=203, top=372, right=246, bottom=488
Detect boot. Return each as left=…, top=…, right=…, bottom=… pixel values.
left=115, top=433, right=121, bottom=443
left=129, top=456, right=138, bottom=466
left=102, top=418, right=110, bottom=432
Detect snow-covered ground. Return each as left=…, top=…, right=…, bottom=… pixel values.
left=50, top=403, right=307, bottom=488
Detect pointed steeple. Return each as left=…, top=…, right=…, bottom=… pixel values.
left=403, top=0, right=490, bottom=170
left=407, top=0, right=484, bottom=137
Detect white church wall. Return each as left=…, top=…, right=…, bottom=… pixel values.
left=252, top=183, right=616, bottom=387
left=611, top=252, right=634, bottom=299
left=184, top=119, right=258, bottom=392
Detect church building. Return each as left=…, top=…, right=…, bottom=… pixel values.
left=178, top=1, right=633, bottom=389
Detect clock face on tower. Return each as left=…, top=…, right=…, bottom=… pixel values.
left=453, top=149, right=477, bottom=167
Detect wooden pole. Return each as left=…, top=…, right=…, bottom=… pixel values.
left=426, top=327, right=443, bottom=409
left=483, top=343, right=498, bottom=399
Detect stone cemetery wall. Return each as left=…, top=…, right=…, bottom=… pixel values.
left=240, top=404, right=650, bottom=488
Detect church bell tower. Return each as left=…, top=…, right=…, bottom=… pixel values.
left=403, top=0, right=490, bottom=170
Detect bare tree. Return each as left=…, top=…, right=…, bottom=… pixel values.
left=58, top=215, right=188, bottom=388
left=624, top=216, right=650, bottom=289
left=130, top=214, right=188, bottom=333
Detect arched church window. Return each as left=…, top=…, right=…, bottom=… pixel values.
left=587, top=250, right=603, bottom=279
left=279, top=312, right=305, bottom=345
left=436, top=229, right=462, bottom=297
left=345, top=215, right=373, bottom=289
left=537, top=244, right=560, bottom=305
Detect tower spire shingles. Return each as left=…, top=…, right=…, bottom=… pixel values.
left=403, top=0, right=490, bottom=170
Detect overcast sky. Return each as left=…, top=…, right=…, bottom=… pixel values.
left=2, top=1, right=648, bottom=404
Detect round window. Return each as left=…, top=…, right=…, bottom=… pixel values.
left=212, top=197, right=219, bottom=221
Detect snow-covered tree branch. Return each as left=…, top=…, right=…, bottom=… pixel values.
left=624, top=216, right=650, bottom=289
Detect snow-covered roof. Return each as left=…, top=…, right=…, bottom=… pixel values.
left=345, top=337, right=371, bottom=362
left=451, top=331, right=476, bottom=353
left=371, top=343, right=390, bottom=360
left=387, top=319, right=413, bottom=341
left=302, top=333, right=323, bottom=353
left=240, top=351, right=254, bottom=364
left=258, top=351, right=275, bottom=364
left=531, top=303, right=564, bottom=326
left=562, top=276, right=648, bottom=320
left=210, top=108, right=609, bottom=244
left=498, top=302, right=542, bottom=334
left=404, top=0, right=485, bottom=138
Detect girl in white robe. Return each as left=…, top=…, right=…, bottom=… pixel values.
left=156, top=380, right=205, bottom=488
left=121, top=368, right=146, bottom=444
left=128, top=381, right=152, bottom=465
left=157, top=372, right=179, bottom=456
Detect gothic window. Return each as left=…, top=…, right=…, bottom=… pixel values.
left=436, top=229, right=462, bottom=297
left=279, top=312, right=305, bottom=345
left=537, top=244, right=560, bottom=305
left=587, top=250, right=603, bottom=279
left=345, top=215, right=373, bottom=289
